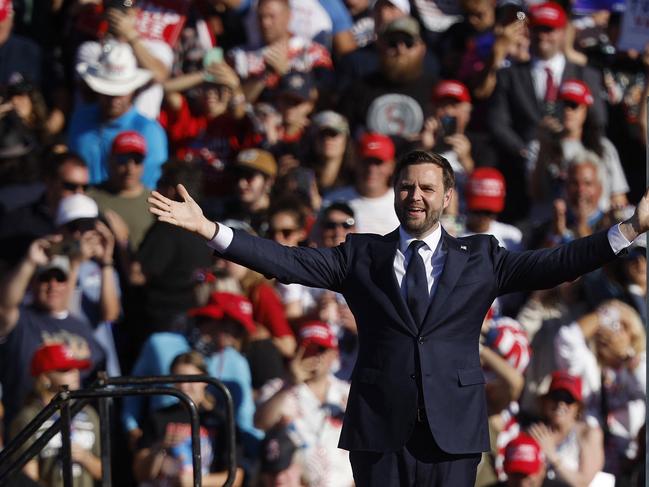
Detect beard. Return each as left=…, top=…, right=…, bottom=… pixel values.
left=380, top=54, right=424, bottom=83
left=396, top=204, right=444, bottom=238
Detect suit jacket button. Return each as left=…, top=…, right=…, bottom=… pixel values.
left=418, top=336, right=426, bottom=344
left=410, top=374, right=416, bottom=380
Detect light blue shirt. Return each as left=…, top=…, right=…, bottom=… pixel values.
left=68, top=104, right=168, bottom=189
left=120, top=332, right=262, bottom=443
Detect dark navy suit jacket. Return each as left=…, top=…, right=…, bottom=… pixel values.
left=220, top=226, right=616, bottom=454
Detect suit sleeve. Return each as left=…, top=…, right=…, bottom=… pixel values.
left=492, top=229, right=616, bottom=295
left=487, top=69, right=527, bottom=158
left=220, top=230, right=350, bottom=292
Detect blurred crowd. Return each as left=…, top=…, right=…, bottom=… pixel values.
left=0, top=0, right=646, bottom=485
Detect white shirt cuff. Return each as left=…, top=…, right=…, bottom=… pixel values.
left=608, top=223, right=632, bottom=255
left=206, top=223, right=234, bottom=252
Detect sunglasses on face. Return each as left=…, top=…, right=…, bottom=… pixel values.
left=234, top=169, right=262, bottom=181
left=61, top=181, right=89, bottom=192
left=384, top=33, right=417, bottom=49
left=37, top=269, right=67, bottom=283
left=270, top=227, right=300, bottom=239
left=547, top=389, right=577, bottom=405
left=114, top=153, right=144, bottom=165
left=362, top=157, right=387, bottom=166
left=318, top=128, right=343, bottom=139
left=65, top=218, right=97, bottom=234
left=278, top=95, right=307, bottom=108
left=322, top=218, right=355, bottom=230
left=562, top=101, right=582, bottom=110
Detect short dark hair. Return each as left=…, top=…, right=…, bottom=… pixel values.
left=323, top=201, right=355, bottom=220
left=157, top=159, right=203, bottom=199
left=46, top=151, right=87, bottom=180
left=392, top=150, right=455, bottom=191
left=268, top=197, right=307, bottom=228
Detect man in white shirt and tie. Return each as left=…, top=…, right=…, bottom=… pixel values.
left=149, top=149, right=649, bottom=486
left=487, top=1, right=606, bottom=222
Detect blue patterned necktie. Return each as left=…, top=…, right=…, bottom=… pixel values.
left=406, top=240, right=428, bottom=327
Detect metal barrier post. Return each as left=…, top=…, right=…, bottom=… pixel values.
left=0, top=398, right=91, bottom=484
left=103, top=375, right=236, bottom=487
left=97, top=372, right=112, bottom=487
left=0, top=375, right=236, bottom=487
left=59, top=386, right=73, bottom=487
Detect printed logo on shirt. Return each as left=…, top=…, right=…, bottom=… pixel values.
left=366, top=94, right=424, bottom=137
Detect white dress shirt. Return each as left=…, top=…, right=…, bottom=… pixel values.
left=394, top=225, right=445, bottom=300
left=208, top=223, right=633, bottom=298
left=531, top=53, right=566, bottom=101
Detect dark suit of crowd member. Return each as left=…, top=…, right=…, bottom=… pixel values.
left=149, top=150, right=647, bottom=487
left=487, top=2, right=606, bottom=223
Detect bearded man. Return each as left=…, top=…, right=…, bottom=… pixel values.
left=148, top=148, right=649, bottom=486
left=339, top=16, right=437, bottom=140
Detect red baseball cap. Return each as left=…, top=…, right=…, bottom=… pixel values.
left=298, top=321, right=338, bottom=349
left=547, top=371, right=582, bottom=402
left=504, top=434, right=545, bottom=476
left=30, top=343, right=91, bottom=377
left=465, top=167, right=506, bottom=213
left=358, top=133, right=395, bottom=162
left=529, top=2, right=567, bottom=29
left=188, top=292, right=256, bottom=334
left=432, top=80, right=471, bottom=104
left=111, top=131, right=147, bottom=156
left=0, top=0, right=12, bottom=22
left=558, top=79, right=594, bottom=106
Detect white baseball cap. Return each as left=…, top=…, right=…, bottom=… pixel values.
left=55, top=194, right=99, bottom=227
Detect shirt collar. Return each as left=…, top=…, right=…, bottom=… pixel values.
left=399, top=223, right=443, bottom=255
left=532, top=53, right=566, bottom=73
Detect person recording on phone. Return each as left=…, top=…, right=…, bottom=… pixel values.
left=0, top=236, right=106, bottom=435
left=162, top=53, right=261, bottom=171
left=419, top=80, right=475, bottom=197
left=554, top=299, right=645, bottom=476
left=487, top=1, right=606, bottom=222
left=438, top=0, right=529, bottom=100
left=529, top=79, right=629, bottom=219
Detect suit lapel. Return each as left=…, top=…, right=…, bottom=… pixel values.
left=561, top=62, right=578, bottom=84
left=421, top=230, right=469, bottom=332
left=370, top=230, right=419, bottom=336
left=520, top=65, right=541, bottom=113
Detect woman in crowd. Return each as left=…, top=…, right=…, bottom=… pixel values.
left=302, top=111, right=356, bottom=192
left=133, top=351, right=244, bottom=486
left=2, top=73, right=60, bottom=144
left=528, top=371, right=604, bottom=487
left=529, top=79, right=629, bottom=218
left=554, top=300, right=646, bottom=476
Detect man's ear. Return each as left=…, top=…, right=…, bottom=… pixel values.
left=443, top=188, right=454, bottom=209
left=264, top=177, right=275, bottom=194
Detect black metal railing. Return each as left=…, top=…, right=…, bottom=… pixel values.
left=0, top=374, right=236, bottom=487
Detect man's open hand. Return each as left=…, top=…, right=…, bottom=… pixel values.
left=620, top=187, right=649, bottom=242
left=148, top=184, right=216, bottom=240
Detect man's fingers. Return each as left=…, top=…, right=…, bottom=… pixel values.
left=149, top=206, right=167, bottom=217
left=150, top=191, right=173, bottom=206
left=294, top=346, right=305, bottom=361
left=177, top=184, right=193, bottom=203
left=159, top=216, right=178, bottom=226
